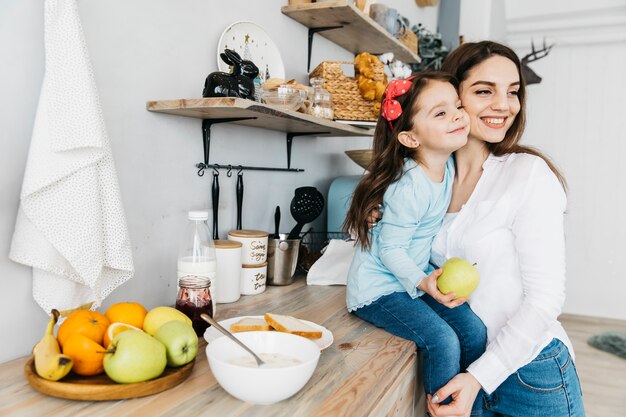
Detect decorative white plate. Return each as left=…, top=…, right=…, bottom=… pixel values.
left=204, top=315, right=334, bottom=350
left=217, top=21, right=285, bottom=81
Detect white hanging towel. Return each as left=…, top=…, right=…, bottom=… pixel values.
left=9, top=0, right=133, bottom=313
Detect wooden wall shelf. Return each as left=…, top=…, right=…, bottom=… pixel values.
left=281, top=0, right=420, bottom=68
left=146, top=97, right=372, bottom=137
left=146, top=97, right=373, bottom=174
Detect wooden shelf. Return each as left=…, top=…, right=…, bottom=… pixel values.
left=281, top=1, right=420, bottom=65
left=146, top=97, right=373, bottom=137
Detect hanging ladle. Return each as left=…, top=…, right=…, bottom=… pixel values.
left=200, top=313, right=266, bottom=367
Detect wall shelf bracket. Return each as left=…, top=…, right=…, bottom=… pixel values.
left=196, top=120, right=327, bottom=175
left=286, top=131, right=326, bottom=169
left=308, top=25, right=344, bottom=71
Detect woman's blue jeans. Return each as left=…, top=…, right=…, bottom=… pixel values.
left=480, top=338, right=585, bottom=417
left=353, top=291, right=487, bottom=413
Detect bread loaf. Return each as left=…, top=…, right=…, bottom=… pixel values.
left=264, top=313, right=322, bottom=339
left=230, top=317, right=272, bottom=332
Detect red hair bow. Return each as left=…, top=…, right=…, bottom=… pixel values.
left=381, top=76, right=415, bottom=129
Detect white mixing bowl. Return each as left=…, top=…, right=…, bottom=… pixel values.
left=206, top=331, right=320, bottom=404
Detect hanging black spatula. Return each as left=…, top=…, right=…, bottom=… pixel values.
left=236, top=170, right=244, bottom=230
left=287, top=187, right=324, bottom=240
left=271, top=206, right=281, bottom=239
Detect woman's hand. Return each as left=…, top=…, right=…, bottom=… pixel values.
left=427, top=373, right=483, bottom=417
left=418, top=269, right=467, bottom=308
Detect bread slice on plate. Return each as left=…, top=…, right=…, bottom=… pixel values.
left=264, top=313, right=322, bottom=339
left=230, top=317, right=272, bottom=332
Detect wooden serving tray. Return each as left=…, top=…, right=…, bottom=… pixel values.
left=24, top=356, right=195, bottom=401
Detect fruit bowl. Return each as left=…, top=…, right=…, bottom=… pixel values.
left=261, top=86, right=307, bottom=112
left=206, top=331, right=320, bottom=404
left=24, top=356, right=195, bottom=400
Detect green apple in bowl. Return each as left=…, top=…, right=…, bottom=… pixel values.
left=154, top=321, right=198, bottom=367
left=103, top=330, right=167, bottom=383
left=436, top=257, right=480, bottom=299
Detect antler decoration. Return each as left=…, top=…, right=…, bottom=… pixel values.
left=521, top=38, right=555, bottom=85
left=381, top=77, right=415, bottom=129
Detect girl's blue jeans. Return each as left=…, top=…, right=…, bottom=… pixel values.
left=481, top=338, right=585, bottom=416
left=353, top=291, right=487, bottom=414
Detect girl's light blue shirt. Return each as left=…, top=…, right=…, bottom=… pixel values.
left=346, top=156, right=455, bottom=311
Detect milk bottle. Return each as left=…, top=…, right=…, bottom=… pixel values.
left=178, top=210, right=217, bottom=315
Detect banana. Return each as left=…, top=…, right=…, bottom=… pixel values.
left=33, top=309, right=73, bottom=381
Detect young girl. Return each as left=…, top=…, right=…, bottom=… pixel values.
left=344, top=72, right=487, bottom=409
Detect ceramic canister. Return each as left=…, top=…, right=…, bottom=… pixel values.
left=214, top=240, right=242, bottom=303
left=240, top=262, right=268, bottom=295
left=227, top=230, right=269, bottom=266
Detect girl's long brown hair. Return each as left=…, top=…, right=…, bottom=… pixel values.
left=441, top=41, right=567, bottom=189
left=344, top=72, right=458, bottom=249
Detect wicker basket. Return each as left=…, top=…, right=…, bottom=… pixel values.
left=310, top=61, right=385, bottom=122
left=398, top=29, right=419, bottom=55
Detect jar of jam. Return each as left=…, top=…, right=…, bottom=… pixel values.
left=176, top=275, right=213, bottom=336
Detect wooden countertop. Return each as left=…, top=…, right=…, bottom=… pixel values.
left=0, top=277, right=421, bottom=417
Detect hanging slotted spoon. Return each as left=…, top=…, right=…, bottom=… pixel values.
left=287, top=187, right=324, bottom=240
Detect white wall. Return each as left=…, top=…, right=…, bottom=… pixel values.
left=460, top=0, right=626, bottom=320
left=0, top=0, right=437, bottom=363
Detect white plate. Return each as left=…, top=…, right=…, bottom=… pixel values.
left=217, top=21, right=285, bottom=81
left=204, top=315, right=333, bottom=350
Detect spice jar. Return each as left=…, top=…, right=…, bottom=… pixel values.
left=176, top=275, right=213, bottom=336
left=308, top=77, right=334, bottom=120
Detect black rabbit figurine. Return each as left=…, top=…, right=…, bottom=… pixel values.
left=202, top=49, right=260, bottom=100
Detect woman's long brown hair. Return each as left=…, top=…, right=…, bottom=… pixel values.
left=441, top=41, right=567, bottom=189
left=343, top=72, right=458, bottom=249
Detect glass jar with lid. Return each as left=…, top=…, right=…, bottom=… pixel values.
left=176, top=275, right=213, bottom=336
left=308, top=77, right=334, bottom=120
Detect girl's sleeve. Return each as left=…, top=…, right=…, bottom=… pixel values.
left=377, top=179, right=428, bottom=298
left=467, top=159, right=567, bottom=394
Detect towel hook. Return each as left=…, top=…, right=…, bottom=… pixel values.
left=213, top=165, right=220, bottom=176
left=227, top=164, right=233, bottom=178
left=197, top=164, right=206, bottom=177
left=237, top=165, right=244, bottom=176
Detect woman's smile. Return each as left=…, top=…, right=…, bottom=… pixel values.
left=458, top=55, right=521, bottom=145
left=480, top=116, right=507, bottom=129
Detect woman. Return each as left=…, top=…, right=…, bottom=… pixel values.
left=372, top=41, right=584, bottom=417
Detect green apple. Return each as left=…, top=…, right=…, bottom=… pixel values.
left=436, top=257, right=480, bottom=299
left=103, top=330, right=167, bottom=383
left=154, top=321, right=198, bottom=367
left=143, top=306, right=192, bottom=336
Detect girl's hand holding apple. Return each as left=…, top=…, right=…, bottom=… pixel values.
left=417, top=269, right=467, bottom=308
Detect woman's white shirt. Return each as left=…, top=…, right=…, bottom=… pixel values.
left=431, top=152, right=574, bottom=395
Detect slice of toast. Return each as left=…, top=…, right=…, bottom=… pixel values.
left=264, top=313, right=322, bottom=339
left=230, top=317, right=272, bottom=332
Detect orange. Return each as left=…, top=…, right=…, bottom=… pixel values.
left=103, top=322, right=142, bottom=348
left=62, top=332, right=105, bottom=376
left=104, top=302, right=148, bottom=329
left=58, top=310, right=110, bottom=347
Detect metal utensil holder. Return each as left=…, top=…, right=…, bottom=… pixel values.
left=267, top=234, right=301, bottom=286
